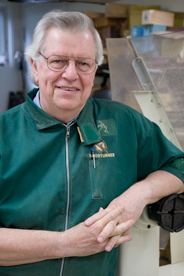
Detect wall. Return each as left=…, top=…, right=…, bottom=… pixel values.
left=0, top=67, right=23, bottom=112
left=0, top=0, right=23, bottom=113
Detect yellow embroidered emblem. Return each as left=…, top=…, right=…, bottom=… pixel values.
left=94, top=141, right=108, bottom=153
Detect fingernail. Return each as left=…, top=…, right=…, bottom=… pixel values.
left=97, top=237, right=103, bottom=243
left=85, top=219, right=90, bottom=226
left=105, top=245, right=111, bottom=252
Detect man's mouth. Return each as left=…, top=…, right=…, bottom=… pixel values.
left=59, top=87, right=79, bottom=91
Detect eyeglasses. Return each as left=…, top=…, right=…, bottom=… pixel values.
left=39, top=52, right=98, bottom=74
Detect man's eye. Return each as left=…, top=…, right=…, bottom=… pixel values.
left=53, top=60, right=62, bottom=63
left=79, top=61, right=90, bottom=67
left=51, top=59, right=67, bottom=64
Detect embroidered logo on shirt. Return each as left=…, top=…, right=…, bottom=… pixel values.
left=94, top=141, right=108, bottom=153
left=91, top=141, right=115, bottom=158
left=97, top=121, right=109, bottom=134
left=97, top=119, right=117, bottom=136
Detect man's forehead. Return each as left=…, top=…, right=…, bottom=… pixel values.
left=45, top=27, right=93, bottom=40
left=43, top=27, right=96, bottom=57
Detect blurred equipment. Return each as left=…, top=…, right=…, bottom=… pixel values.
left=8, top=91, right=25, bottom=109
left=107, top=30, right=184, bottom=276
left=8, top=0, right=116, bottom=3
left=148, top=193, right=184, bottom=233
left=14, top=51, right=23, bottom=70
left=92, top=88, right=111, bottom=100
left=92, top=63, right=111, bottom=100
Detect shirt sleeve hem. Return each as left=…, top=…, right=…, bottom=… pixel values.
left=160, top=167, right=184, bottom=184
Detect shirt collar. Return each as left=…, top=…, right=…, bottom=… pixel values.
left=25, top=88, right=102, bottom=145
left=25, top=88, right=63, bottom=130
left=33, top=90, right=41, bottom=109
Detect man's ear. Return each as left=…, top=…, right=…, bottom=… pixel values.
left=30, top=58, right=39, bottom=83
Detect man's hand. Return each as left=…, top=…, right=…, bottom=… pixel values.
left=0, top=206, right=133, bottom=266
left=85, top=170, right=184, bottom=250
left=84, top=204, right=134, bottom=252
left=64, top=206, right=133, bottom=256
left=84, top=179, right=149, bottom=246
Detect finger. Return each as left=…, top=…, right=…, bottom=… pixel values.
left=114, top=234, right=133, bottom=248
left=95, top=206, right=124, bottom=230
left=97, top=219, right=134, bottom=243
left=85, top=205, right=123, bottom=227
left=122, top=223, right=134, bottom=236
left=97, top=217, right=119, bottom=243
left=85, top=207, right=109, bottom=226
left=121, top=226, right=132, bottom=236
left=110, top=219, right=134, bottom=237
left=105, top=234, right=132, bottom=252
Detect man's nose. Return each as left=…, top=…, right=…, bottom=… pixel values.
left=62, top=60, right=79, bottom=81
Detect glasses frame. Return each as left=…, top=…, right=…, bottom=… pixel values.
left=39, top=52, right=98, bottom=74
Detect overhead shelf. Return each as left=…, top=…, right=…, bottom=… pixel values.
left=8, top=0, right=117, bottom=3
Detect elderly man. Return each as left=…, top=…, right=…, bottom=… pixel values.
left=0, top=9, right=184, bottom=276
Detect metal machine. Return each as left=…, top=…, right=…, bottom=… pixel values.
left=106, top=31, right=184, bottom=276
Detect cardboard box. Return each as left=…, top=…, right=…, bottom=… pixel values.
left=120, top=19, right=129, bottom=37
left=94, top=17, right=118, bottom=28
left=83, top=11, right=104, bottom=19
left=97, top=18, right=129, bottom=46
left=102, top=26, right=120, bottom=38
left=142, top=10, right=174, bottom=27
left=105, top=3, right=130, bottom=18
left=97, top=25, right=121, bottom=47
left=129, top=5, right=160, bottom=29
left=131, top=24, right=167, bottom=37
left=173, top=12, right=184, bottom=28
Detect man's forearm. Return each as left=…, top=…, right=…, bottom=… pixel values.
left=136, top=170, right=184, bottom=205
left=0, top=205, right=130, bottom=266
left=110, top=170, right=184, bottom=225
left=87, top=170, right=184, bottom=244
left=0, top=228, right=64, bottom=266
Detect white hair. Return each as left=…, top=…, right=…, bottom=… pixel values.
left=24, top=10, right=104, bottom=84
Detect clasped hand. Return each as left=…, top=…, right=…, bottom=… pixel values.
left=84, top=205, right=134, bottom=252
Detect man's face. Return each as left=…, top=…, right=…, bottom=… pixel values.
left=31, top=27, right=97, bottom=122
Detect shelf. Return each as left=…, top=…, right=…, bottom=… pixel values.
left=8, top=0, right=117, bottom=3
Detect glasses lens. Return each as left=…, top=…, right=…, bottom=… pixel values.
left=76, top=58, right=96, bottom=73
left=48, top=56, right=68, bottom=71
left=47, top=55, right=97, bottom=73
